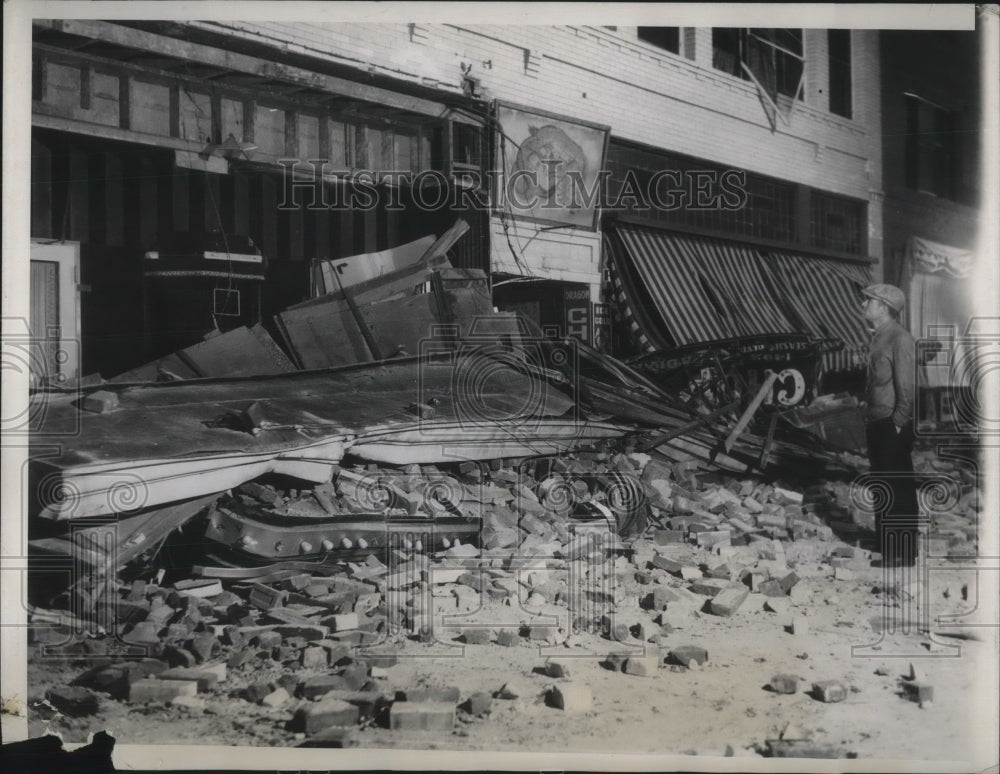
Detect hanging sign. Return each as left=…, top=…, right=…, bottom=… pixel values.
left=910, top=236, right=973, bottom=279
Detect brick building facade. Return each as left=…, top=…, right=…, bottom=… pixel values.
left=29, top=20, right=886, bottom=380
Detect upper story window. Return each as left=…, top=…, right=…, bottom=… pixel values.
left=905, top=94, right=956, bottom=199
left=811, top=191, right=864, bottom=255
left=637, top=27, right=680, bottom=55
left=712, top=28, right=804, bottom=100
left=828, top=30, right=853, bottom=118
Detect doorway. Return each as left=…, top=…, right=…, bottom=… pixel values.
left=29, top=241, right=81, bottom=386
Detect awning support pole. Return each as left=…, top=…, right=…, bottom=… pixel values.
left=725, top=370, right=778, bottom=453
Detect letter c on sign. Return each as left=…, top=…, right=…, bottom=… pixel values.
left=774, top=368, right=806, bottom=406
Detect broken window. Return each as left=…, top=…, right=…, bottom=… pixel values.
left=712, top=28, right=804, bottom=100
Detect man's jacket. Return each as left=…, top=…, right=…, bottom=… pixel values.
left=865, top=318, right=916, bottom=427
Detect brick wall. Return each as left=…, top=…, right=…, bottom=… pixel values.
left=188, top=22, right=884, bottom=288
left=879, top=30, right=979, bottom=284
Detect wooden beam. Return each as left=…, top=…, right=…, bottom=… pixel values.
left=33, top=108, right=210, bottom=156
left=724, top=371, right=779, bottom=453
left=37, top=20, right=450, bottom=119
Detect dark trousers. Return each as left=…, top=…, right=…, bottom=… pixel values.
left=866, top=417, right=919, bottom=563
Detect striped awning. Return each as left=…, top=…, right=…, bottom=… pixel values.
left=606, top=222, right=871, bottom=372
left=757, top=251, right=871, bottom=371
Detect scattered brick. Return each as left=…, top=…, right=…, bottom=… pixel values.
left=769, top=674, right=799, bottom=694
left=251, top=630, right=282, bottom=649
left=156, top=668, right=220, bottom=692
left=299, top=697, right=361, bottom=734
left=623, top=655, right=660, bottom=677
left=549, top=683, right=593, bottom=713
left=173, top=578, right=224, bottom=598
left=390, top=701, right=455, bottom=731
left=778, top=572, right=800, bottom=592
left=299, top=674, right=344, bottom=698
left=249, top=584, right=287, bottom=610
left=45, top=686, right=101, bottom=716
left=709, top=585, right=749, bottom=617
left=160, top=645, right=199, bottom=669
left=130, top=678, right=197, bottom=704
left=261, top=686, right=291, bottom=708
left=791, top=616, right=810, bottom=636
left=544, top=658, right=571, bottom=678
left=340, top=663, right=370, bottom=691
left=301, top=646, right=329, bottom=669
left=124, top=621, right=161, bottom=644
left=667, top=646, right=708, bottom=667
left=187, top=632, right=219, bottom=663
left=401, top=685, right=461, bottom=703
left=528, top=624, right=558, bottom=641
left=689, top=579, right=728, bottom=597
left=461, top=629, right=491, bottom=645
left=496, top=680, right=530, bottom=700
left=902, top=682, right=934, bottom=706
left=464, top=691, right=493, bottom=717
left=812, top=680, right=847, bottom=703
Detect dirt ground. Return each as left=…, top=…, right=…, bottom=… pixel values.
left=23, top=535, right=998, bottom=767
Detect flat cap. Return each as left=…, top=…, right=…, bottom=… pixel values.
left=862, top=283, right=905, bottom=312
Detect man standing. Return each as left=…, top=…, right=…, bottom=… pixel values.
left=861, top=283, right=919, bottom=567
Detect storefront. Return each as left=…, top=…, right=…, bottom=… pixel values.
left=600, top=138, right=874, bottom=393
left=30, top=20, right=489, bottom=380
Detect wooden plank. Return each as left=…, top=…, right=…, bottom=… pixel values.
left=724, top=372, right=779, bottom=453
left=416, top=218, right=470, bottom=264
left=33, top=110, right=208, bottom=156
left=289, top=249, right=451, bottom=312
left=313, top=234, right=434, bottom=292
left=130, top=77, right=171, bottom=136
left=38, top=20, right=449, bottom=119
left=174, top=325, right=296, bottom=378
left=278, top=291, right=443, bottom=369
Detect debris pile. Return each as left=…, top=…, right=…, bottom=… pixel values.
left=35, top=442, right=975, bottom=751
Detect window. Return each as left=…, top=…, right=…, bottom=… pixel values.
left=637, top=27, right=680, bottom=54
left=712, top=28, right=804, bottom=100
left=905, top=95, right=956, bottom=198
left=811, top=192, right=864, bottom=254
left=828, top=30, right=852, bottom=118
left=712, top=28, right=744, bottom=78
